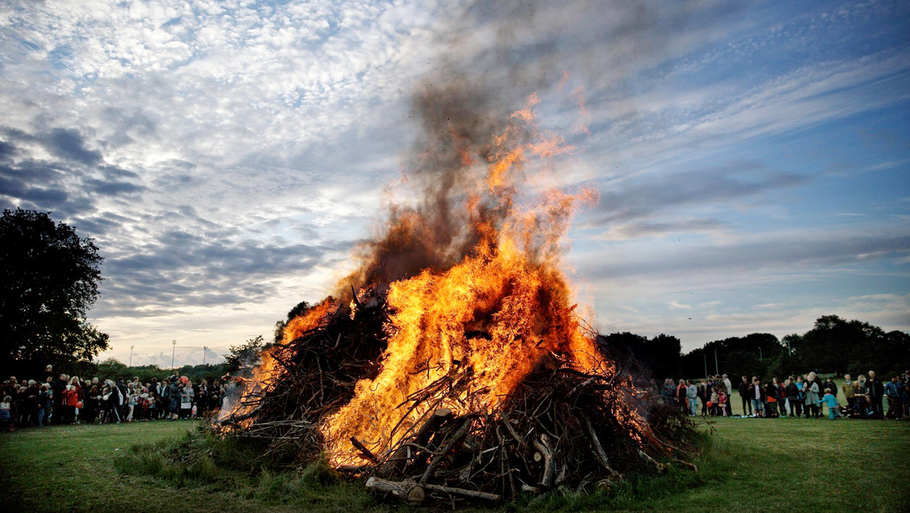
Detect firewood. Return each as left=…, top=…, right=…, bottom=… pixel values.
left=350, top=436, right=377, bottom=462
left=366, top=477, right=500, bottom=503
left=365, top=477, right=426, bottom=505
left=419, top=416, right=472, bottom=486
left=531, top=433, right=556, bottom=489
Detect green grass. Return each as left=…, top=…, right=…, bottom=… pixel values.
left=1, top=418, right=908, bottom=512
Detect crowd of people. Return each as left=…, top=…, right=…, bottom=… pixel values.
left=0, top=364, right=231, bottom=431
left=661, top=370, right=910, bottom=420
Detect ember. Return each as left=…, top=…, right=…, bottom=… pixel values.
left=214, top=92, right=699, bottom=504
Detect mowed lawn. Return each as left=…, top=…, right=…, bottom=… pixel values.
left=1, top=418, right=908, bottom=513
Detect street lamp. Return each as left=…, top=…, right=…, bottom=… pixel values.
left=171, top=340, right=176, bottom=369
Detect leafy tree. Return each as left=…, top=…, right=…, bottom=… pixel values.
left=273, top=300, right=310, bottom=343
left=598, top=332, right=682, bottom=380
left=223, top=335, right=265, bottom=374
left=0, top=208, right=108, bottom=375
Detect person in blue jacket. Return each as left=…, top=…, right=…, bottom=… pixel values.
left=820, top=388, right=839, bottom=419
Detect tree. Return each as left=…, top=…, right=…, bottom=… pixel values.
left=273, top=300, right=310, bottom=343
left=223, top=335, right=265, bottom=374
left=597, top=332, right=682, bottom=380
left=0, top=208, right=108, bottom=374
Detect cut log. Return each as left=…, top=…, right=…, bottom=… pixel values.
left=531, top=433, right=556, bottom=489
left=366, top=477, right=500, bottom=503
left=365, top=477, right=425, bottom=506
left=414, top=408, right=453, bottom=446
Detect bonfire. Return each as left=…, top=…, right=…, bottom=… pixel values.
left=214, top=92, right=698, bottom=505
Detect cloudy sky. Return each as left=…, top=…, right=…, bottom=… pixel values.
left=2, top=0, right=908, bottom=367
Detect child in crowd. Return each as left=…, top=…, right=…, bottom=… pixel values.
left=821, top=388, right=840, bottom=419
left=718, top=389, right=728, bottom=417
left=0, top=395, right=12, bottom=432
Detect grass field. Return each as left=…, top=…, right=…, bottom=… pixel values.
left=1, top=418, right=908, bottom=512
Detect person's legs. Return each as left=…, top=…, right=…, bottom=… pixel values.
left=742, top=397, right=751, bottom=415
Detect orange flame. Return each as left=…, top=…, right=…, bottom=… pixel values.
left=234, top=91, right=606, bottom=465
left=319, top=93, right=603, bottom=465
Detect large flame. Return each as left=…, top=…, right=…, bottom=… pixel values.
left=318, top=93, right=602, bottom=465
left=230, top=92, right=604, bottom=465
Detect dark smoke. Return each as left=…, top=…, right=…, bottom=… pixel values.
left=338, top=0, right=737, bottom=295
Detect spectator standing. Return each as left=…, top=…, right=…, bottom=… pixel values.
left=722, top=374, right=733, bottom=416
left=823, top=377, right=837, bottom=402
left=23, top=380, right=39, bottom=426
left=37, top=384, right=50, bottom=426
left=686, top=380, right=698, bottom=416
left=675, top=380, right=687, bottom=415
left=765, top=380, right=779, bottom=418
left=866, top=371, right=885, bottom=419
left=660, top=379, right=674, bottom=404
left=167, top=377, right=181, bottom=420
left=85, top=385, right=101, bottom=424
left=853, top=376, right=868, bottom=417
left=0, top=395, right=11, bottom=432
left=901, top=372, right=909, bottom=420
left=786, top=376, right=803, bottom=418
left=210, top=380, right=223, bottom=412
left=738, top=376, right=751, bottom=416
left=804, top=373, right=821, bottom=418
left=842, top=375, right=855, bottom=411
left=51, top=374, right=67, bottom=424
left=750, top=377, right=765, bottom=418
left=885, top=376, right=903, bottom=420
left=697, top=380, right=709, bottom=416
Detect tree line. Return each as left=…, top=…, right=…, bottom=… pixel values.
left=601, top=315, right=910, bottom=382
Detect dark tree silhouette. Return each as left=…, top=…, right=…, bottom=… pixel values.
left=0, top=208, right=108, bottom=374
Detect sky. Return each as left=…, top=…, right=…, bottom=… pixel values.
left=1, top=0, right=908, bottom=367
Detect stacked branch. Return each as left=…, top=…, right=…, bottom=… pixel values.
left=212, top=292, right=699, bottom=504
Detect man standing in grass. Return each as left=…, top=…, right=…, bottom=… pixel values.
left=722, top=374, right=733, bottom=416
left=867, top=371, right=885, bottom=419
left=739, top=376, right=751, bottom=416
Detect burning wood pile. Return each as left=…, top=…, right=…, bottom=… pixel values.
left=215, top=278, right=697, bottom=505
left=214, top=92, right=698, bottom=504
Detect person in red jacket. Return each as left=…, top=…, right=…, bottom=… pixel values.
left=62, top=377, right=82, bottom=424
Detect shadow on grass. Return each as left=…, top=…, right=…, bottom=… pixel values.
left=114, top=425, right=724, bottom=512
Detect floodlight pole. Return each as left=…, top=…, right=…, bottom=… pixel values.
left=203, top=346, right=207, bottom=366
left=759, top=347, right=763, bottom=361
left=129, top=345, right=134, bottom=367
left=714, top=350, right=719, bottom=375
left=703, top=353, right=708, bottom=379
left=171, top=340, right=176, bottom=369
